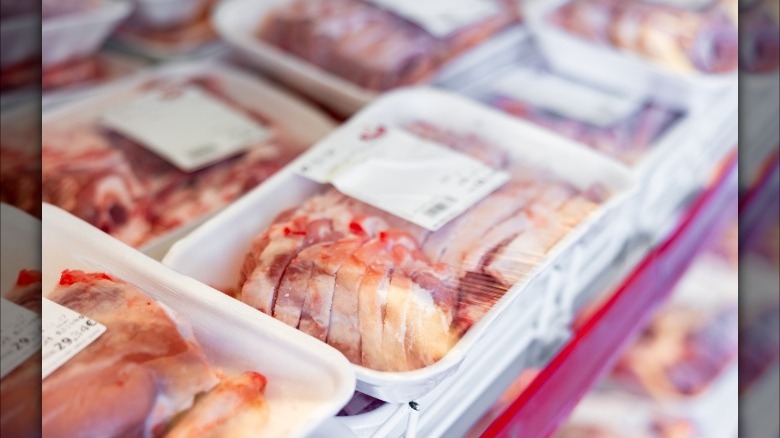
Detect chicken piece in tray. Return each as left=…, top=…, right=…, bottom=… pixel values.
left=42, top=270, right=269, bottom=438
left=550, top=0, right=738, bottom=74
left=238, top=122, right=608, bottom=371
left=258, top=0, right=520, bottom=91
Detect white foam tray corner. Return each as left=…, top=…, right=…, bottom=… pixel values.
left=164, top=86, right=638, bottom=403
left=42, top=203, right=356, bottom=437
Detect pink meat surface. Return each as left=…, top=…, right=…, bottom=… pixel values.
left=42, top=271, right=219, bottom=438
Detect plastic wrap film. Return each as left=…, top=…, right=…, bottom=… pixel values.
left=548, top=0, right=738, bottom=74
left=232, top=121, right=610, bottom=373
left=40, top=72, right=310, bottom=248
left=256, top=0, right=521, bottom=91
left=487, top=66, right=682, bottom=166
left=42, top=0, right=101, bottom=19
left=1, top=269, right=42, bottom=438
left=40, top=270, right=270, bottom=438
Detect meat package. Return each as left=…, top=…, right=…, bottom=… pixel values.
left=214, top=0, right=523, bottom=114
left=548, top=0, right=738, bottom=75
left=41, top=62, right=335, bottom=257
left=43, top=269, right=269, bottom=437
left=42, top=203, right=355, bottom=437
left=481, top=62, right=681, bottom=166
left=257, top=0, right=520, bottom=91
left=164, top=88, right=635, bottom=401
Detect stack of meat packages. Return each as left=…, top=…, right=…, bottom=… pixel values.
left=237, top=121, right=610, bottom=372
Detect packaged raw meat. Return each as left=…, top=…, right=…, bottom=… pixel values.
left=256, top=0, right=520, bottom=92
left=165, top=88, right=636, bottom=401
left=548, top=0, right=738, bottom=75
left=42, top=51, right=149, bottom=94
left=482, top=62, right=682, bottom=166
left=113, top=0, right=222, bottom=59
left=43, top=203, right=356, bottom=437
left=41, top=62, right=335, bottom=257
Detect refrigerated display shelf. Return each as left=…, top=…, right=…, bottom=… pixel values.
left=482, top=151, right=738, bottom=437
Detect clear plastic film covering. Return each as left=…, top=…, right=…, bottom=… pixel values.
left=548, top=0, right=739, bottom=74
left=610, top=231, right=738, bottom=400
left=256, top=0, right=521, bottom=91
left=40, top=67, right=318, bottom=249
left=486, top=62, right=682, bottom=166
left=233, top=120, right=613, bottom=373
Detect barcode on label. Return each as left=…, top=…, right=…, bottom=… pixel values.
left=423, top=199, right=454, bottom=218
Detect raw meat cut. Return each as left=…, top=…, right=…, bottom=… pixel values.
left=550, top=0, right=738, bottom=74
left=165, top=372, right=268, bottom=438
left=1, top=270, right=42, bottom=438
left=238, top=122, right=608, bottom=371
left=258, top=0, right=520, bottom=91
left=42, top=75, right=304, bottom=247
left=43, top=270, right=219, bottom=437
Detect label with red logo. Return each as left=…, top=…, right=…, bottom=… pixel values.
left=296, top=123, right=508, bottom=231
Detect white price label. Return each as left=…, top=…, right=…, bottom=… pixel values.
left=1, top=298, right=40, bottom=379
left=42, top=298, right=106, bottom=379
left=101, top=86, right=272, bottom=172
left=367, top=0, right=500, bottom=38
left=297, top=124, right=509, bottom=231
left=492, top=67, right=643, bottom=127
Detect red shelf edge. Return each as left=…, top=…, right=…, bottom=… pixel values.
left=482, top=151, right=739, bottom=438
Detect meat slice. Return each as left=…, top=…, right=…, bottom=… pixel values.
left=165, top=372, right=268, bottom=438
left=404, top=280, right=458, bottom=370
left=326, top=253, right=368, bottom=363
left=43, top=270, right=219, bottom=438
left=355, top=237, right=395, bottom=369
left=381, top=270, right=413, bottom=371
left=299, top=236, right=367, bottom=341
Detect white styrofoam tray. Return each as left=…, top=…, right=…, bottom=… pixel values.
left=42, top=203, right=356, bottom=437
left=0, top=203, right=40, bottom=294
left=524, top=0, right=737, bottom=111
left=41, top=60, right=337, bottom=260
left=164, top=87, right=637, bottom=402
left=212, top=0, right=527, bottom=116
left=42, top=0, right=132, bottom=68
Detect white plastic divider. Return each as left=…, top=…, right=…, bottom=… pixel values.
left=523, top=0, right=736, bottom=111
left=42, top=203, right=356, bottom=438
left=42, top=0, right=132, bottom=68
left=40, top=60, right=337, bottom=259
left=164, top=87, right=637, bottom=402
